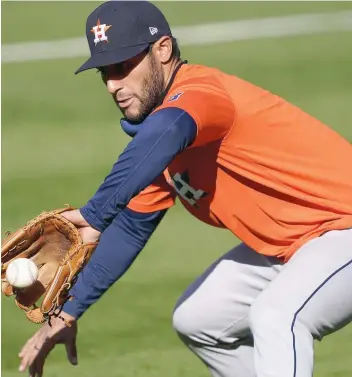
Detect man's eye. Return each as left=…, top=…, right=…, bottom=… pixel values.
left=97, top=61, right=133, bottom=83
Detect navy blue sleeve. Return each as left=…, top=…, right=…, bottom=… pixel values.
left=62, top=207, right=167, bottom=320
left=80, top=107, right=196, bottom=232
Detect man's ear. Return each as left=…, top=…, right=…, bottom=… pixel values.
left=154, top=36, right=173, bottom=64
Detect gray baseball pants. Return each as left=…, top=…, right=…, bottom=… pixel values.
left=173, top=228, right=352, bottom=377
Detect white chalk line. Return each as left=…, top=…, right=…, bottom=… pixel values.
left=2, top=10, right=352, bottom=63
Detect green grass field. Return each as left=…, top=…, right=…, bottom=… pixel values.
left=2, top=2, right=352, bottom=377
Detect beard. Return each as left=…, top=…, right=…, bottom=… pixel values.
left=123, top=53, right=165, bottom=123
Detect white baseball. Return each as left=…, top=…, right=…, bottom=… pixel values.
left=5, top=258, right=39, bottom=289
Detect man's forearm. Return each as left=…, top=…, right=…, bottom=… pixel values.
left=62, top=207, right=167, bottom=320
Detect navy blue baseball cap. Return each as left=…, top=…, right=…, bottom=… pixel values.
left=75, top=1, right=172, bottom=74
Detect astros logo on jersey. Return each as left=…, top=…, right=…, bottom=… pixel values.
left=170, top=170, right=207, bottom=208
left=91, top=19, right=112, bottom=45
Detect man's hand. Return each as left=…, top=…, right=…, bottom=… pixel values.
left=61, top=209, right=101, bottom=243
left=60, top=209, right=90, bottom=227
left=19, top=312, right=77, bottom=377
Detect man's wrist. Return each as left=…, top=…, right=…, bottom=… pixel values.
left=61, top=311, right=77, bottom=322
left=48, top=311, right=77, bottom=329
left=61, top=296, right=83, bottom=321
left=79, top=206, right=105, bottom=233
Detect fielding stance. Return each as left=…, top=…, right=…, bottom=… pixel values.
left=18, top=2, right=352, bottom=377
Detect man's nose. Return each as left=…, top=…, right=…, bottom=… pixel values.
left=106, top=78, right=123, bottom=94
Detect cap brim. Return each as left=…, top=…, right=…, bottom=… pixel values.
left=74, top=43, right=149, bottom=74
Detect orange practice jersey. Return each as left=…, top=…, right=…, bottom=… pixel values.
left=127, top=64, right=352, bottom=261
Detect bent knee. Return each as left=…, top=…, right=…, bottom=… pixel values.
left=172, top=300, right=225, bottom=346
left=173, top=299, right=250, bottom=347
left=173, top=301, right=202, bottom=338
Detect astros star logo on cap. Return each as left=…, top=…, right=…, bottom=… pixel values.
left=91, top=18, right=112, bottom=45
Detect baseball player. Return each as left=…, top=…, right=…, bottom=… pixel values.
left=18, top=1, right=352, bottom=377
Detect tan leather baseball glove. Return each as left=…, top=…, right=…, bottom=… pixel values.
left=1, top=206, right=97, bottom=324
